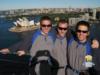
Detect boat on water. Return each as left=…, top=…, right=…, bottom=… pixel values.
left=9, top=17, right=40, bottom=32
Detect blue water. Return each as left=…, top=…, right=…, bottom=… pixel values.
left=0, top=16, right=41, bottom=49
left=0, top=18, right=21, bottom=49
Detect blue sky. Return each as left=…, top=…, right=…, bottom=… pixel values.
left=0, top=0, right=100, bottom=10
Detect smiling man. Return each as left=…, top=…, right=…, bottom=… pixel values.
left=52, top=19, right=69, bottom=75
left=67, top=21, right=97, bottom=75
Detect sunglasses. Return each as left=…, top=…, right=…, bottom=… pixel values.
left=41, top=24, right=52, bottom=27
left=77, top=30, right=88, bottom=33
left=58, top=27, right=68, bottom=30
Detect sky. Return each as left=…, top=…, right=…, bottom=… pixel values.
left=0, top=0, right=100, bottom=10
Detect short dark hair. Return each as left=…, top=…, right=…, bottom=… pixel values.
left=40, top=16, right=52, bottom=25
left=57, top=19, right=68, bottom=27
left=75, top=21, right=90, bottom=31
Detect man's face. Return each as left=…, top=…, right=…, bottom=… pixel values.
left=57, top=23, right=68, bottom=37
left=41, top=20, right=52, bottom=34
left=76, top=25, right=89, bottom=42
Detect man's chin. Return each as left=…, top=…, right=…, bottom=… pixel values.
left=43, top=32, right=49, bottom=35
left=44, top=31, right=49, bottom=34
left=79, top=39, right=86, bottom=43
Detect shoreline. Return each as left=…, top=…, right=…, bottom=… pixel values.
left=9, top=25, right=39, bottom=32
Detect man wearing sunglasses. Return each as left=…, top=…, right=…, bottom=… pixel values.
left=29, top=16, right=55, bottom=57
left=0, top=16, right=57, bottom=75
left=67, top=21, right=98, bottom=75
left=52, top=19, right=69, bottom=75
left=29, top=16, right=57, bottom=75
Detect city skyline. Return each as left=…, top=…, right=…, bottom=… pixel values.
left=0, top=0, right=100, bottom=10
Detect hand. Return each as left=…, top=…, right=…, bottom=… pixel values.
left=0, top=48, right=10, bottom=54
left=17, top=50, right=25, bottom=56
left=91, top=39, right=99, bottom=49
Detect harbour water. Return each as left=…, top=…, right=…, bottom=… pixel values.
left=0, top=18, right=21, bottom=49
left=0, top=16, right=40, bottom=49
